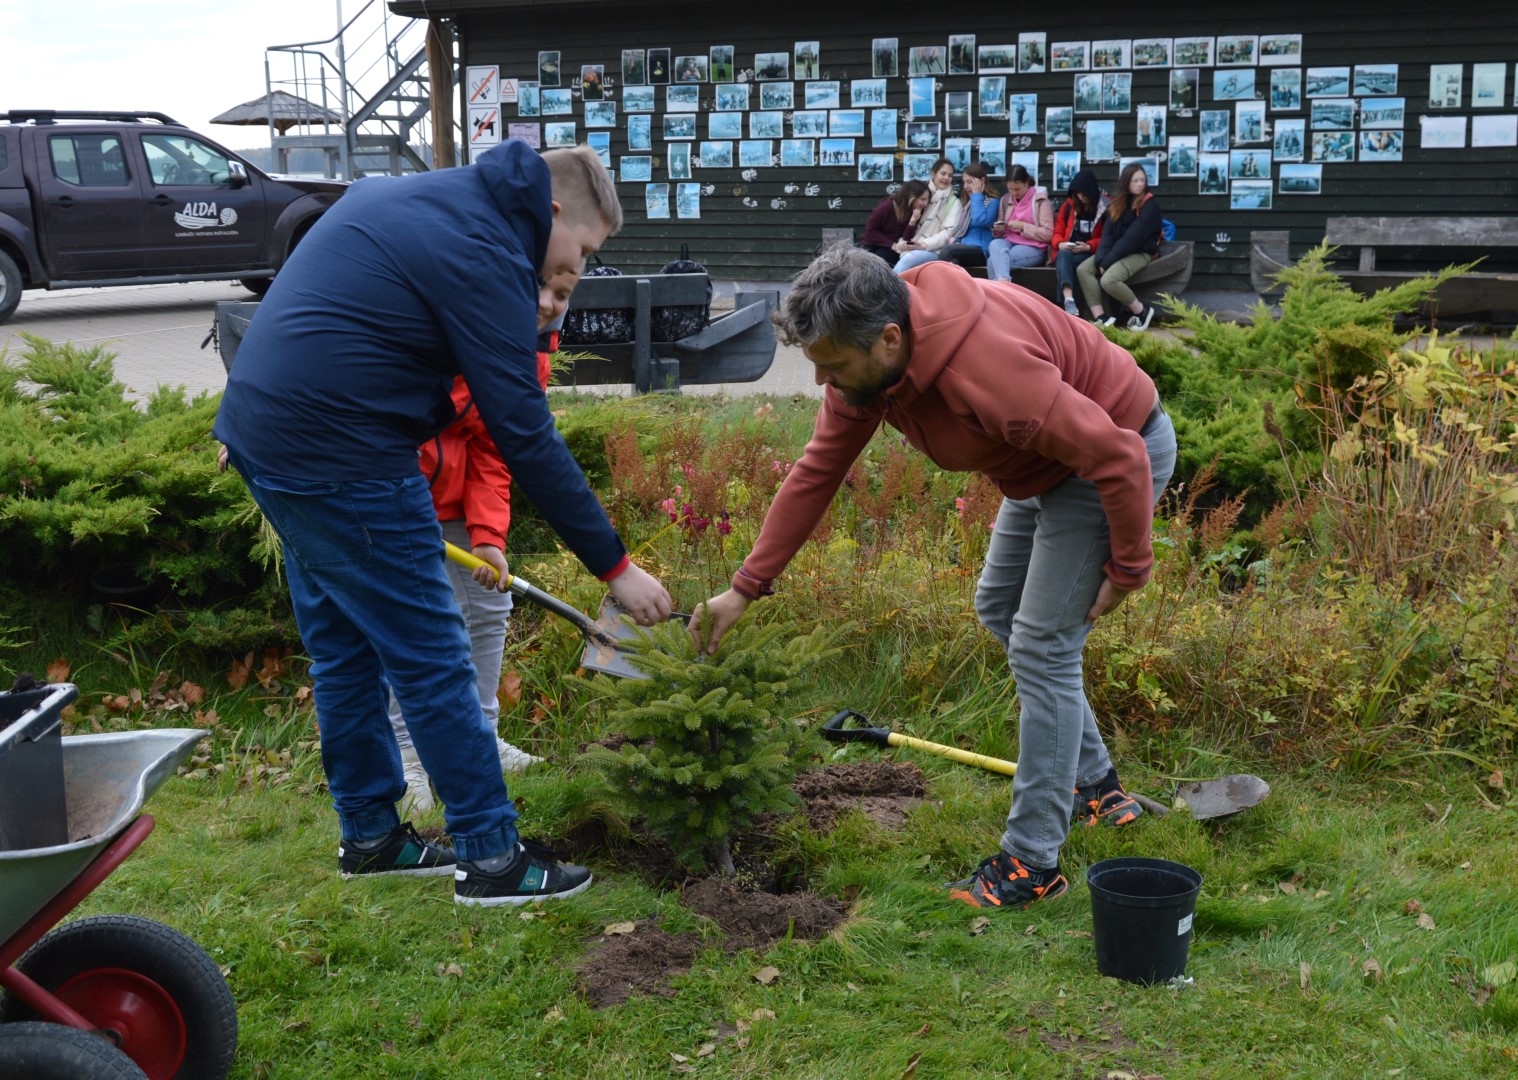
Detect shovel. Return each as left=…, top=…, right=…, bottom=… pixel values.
left=820, top=709, right=1270, bottom=820
left=443, top=541, right=649, bottom=679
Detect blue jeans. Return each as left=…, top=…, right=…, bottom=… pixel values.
left=1054, top=249, right=1093, bottom=301
left=893, top=248, right=940, bottom=274
left=230, top=452, right=519, bottom=862
left=972, top=404, right=1177, bottom=870
left=987, top=239, right=1048, bottom=281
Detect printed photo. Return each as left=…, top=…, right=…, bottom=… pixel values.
left=619, top=155, right=651, bottom=182
left=1137, top=104, right=1167, bottom=147
left=1234, top=101, right=1266, bottom=144
left=627, top=113, right=652, bottom=151
left=1472, top=114, right=1517, bottom=147
left=1311, top=98, right=1355, bottom=130
left=698, top=141, right=733, bottom=169
left=622, top=49, right=646, bottom=86
left=1200, top=109, right=1230, bottom=152
left=871, top=108, right=898, bottom=148
left=740, top=140, right=773, bottom=168
left=1008, top=93, right=1037, bottom=134
left=1259, top=34, right=1303, bottom=66
left=1053, top=151, right=1083, bottom=189
left=537, top=51, right=560, bottom=87
left=852, top=79, right=888, bottom=107
left=1103, top=73, right=1133, bottom=114
left=542, top=89, right=572, bottom=116
left=829, top=110, right=865, bottom=138
left=648, top=49, right=670, bottom=85
left=645, top=183, right=669, bottom=219
left=792, top=111, right=828, bottom=137
left=1278, top=163, right=1322, bottom=194
left=872, top=38, right=898, bottom=78
left=1420, top=115, right=1466, bottom=148
left=795, top=41, right=820, bottom=80
left=1306, top=67, right=1349, bottom=98
left=1051, top=42, right=1088, bottom=71
left=818, top=138, right=856, bottom=166
left=675, top=55, right=708, bottom=83
left=760, top=82, right=794, bottom=110
left=1230, top=179, right=1272, bottom=210
left=905, top=121, right=941, bottom=151
left=1360, top=98, right=1404, bottom=128
left=979, top=137, right=1007, bottom=175
left=1011, top=151, right=1040, bottom=185
left=944, top=138, right=972, bottom=172
left=1273, top=118, right=1305, bottom=161
left=623, top=85, right=655, bottom=113
left=1167, top=136, right=1197, bottom=177
left=677, top=183, right=700, bottom=220
left=579, top=65, right=605, bottom=101
left=710, top=46, right=734, bottom=83
left=1173, top=36, right=1213, bottom=67
left=1270, top=68, right=1302, bottom=111
left=665, top=85, right=700, bottom=112
left=506, top=123, right=538, bottom=148
left=979, top=77, right=1007, bottom=118
left=1019, top=33, right=1047, bottom=74
left=1212, top=69, right=1256, bottom=101
left=978, top=43, right=1018, bottom=74
left=517, top=83, right=540, bottom=117
left=1427, top=64, right=1462, bottom=109
left=1133, top=38, right=1171, bottom=68
left=1359, top=129, right=1404, bottom=161
left=1472, top=63, right=1507, bottom=108
left=668, top=142, right=691, bottom=178
left=1198, top=153, right=1229, bottom=194
left=1229, top=148, right=1271, bottom=179
left=709, top=112, right=742, bottom=140
left=1353, top=64, right=1398, bottom=97
left=903, top=154, right=937, bottom=181
left=544, top=121, right=576, bottom=147
left=1170, top=68, right=1199, bottom=110
left=586, top=133, right=610, bottom=167
left=945, top=92, right=972, bottom=132
left=1216, top=35, right=1257, bottom=66
left=584, top=101, right=616, bottom=128
left=1085, top=119, right=1115, bottom=162
left=910, top=46, right=947, bottom=76
left=781, top=139, right=816, bottom=167
left=909, top=78, right=935, bottom=119
left=949, top=34, right=977, bottom=75
left=1311, top=130, right=1355, bottom=162
left=1074, top=74, right=1103, bottom=114
left=755, top=52, right=789, bottom=80
left=858, top=154, right=894, bottom=182
left=751, top=111, right=785, bottom=138
left=662, top=114, right=696, bottom=140
left=716, top=84, right=750, bottom=111
left=1045, top=106, right=1074, bottom=146
left=1091, top=40, right=1130, bottom=70
left=805, top=81, right=841, bottom=110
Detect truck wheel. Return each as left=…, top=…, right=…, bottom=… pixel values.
left=0, top=1022, right=148, bottom=1079
left=0, top=250, right=22, bottom=324
left=0, top=915, right=237, bottom=1080
left=239, top=278, right=271, bottom=298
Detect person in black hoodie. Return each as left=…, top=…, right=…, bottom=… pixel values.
left=1049, top=169, right=1109, bottom=317
left=1077, top=163, right=1163, bottom=331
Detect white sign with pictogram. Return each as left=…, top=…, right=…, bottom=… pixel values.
left=499, top=78, right=519, bottom=105
left=468, top=106, right=501, bottom=147
left=466, top=66, right=499, bottom=106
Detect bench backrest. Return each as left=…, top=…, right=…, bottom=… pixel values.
left=564, top=273, right=711, bottom=310
left=1325, top=217, right=1518, bottom=249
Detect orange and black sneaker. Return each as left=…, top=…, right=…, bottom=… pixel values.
left=947, top=851, right=1069, bottom=910
left=1074, top=767, right=1145, bottom=828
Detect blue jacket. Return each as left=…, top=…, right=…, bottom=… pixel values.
left=955, top=192, right=999, bottom=254
left=212, top=140, right=626, bottom=576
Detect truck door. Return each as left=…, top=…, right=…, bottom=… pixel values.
left=36, top=130, right=148, bottom=278
left=138, top=133, right=267, bottom=272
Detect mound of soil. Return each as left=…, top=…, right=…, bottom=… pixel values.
left=792, top=761, right=928, bottom=833
left=575, top=925, right=702, bottom=1009
left=681, top=877, right=849, bottom=952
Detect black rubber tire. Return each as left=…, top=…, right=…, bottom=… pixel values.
left=0, top=1022, right=148, bottom=1079
left=0, top=915, right=237, bottom=1080
left=239, top=277, right=272, bottom=297
left=0, top=248, right=22, bottom=324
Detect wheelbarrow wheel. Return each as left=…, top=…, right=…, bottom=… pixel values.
left=0, top=1021, right=148, bottom=1079
left=0, top=915, right=236, bottom=1080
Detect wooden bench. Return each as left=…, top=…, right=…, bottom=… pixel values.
left=972, top=241, right=1196, bottom=306
left=1323, top=216, right=1518, bottom=317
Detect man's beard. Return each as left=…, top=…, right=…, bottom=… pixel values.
left=839, top=359, right=904, bottom=407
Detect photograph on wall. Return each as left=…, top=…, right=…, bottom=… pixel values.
left=1427, top=64, right=1462, bottom=109
left=829, top=110, right=865, bottom=138
left=468, top=105, right=500, bottom=146
left=781, top=139, right=816, bottom=167
left=1311, top=98, right=1354, bottom=130
left=675, top=55, right=708, bottom=83
left=979, top=137, right=1007, bottom=175
left=1472, top=63, right=1507, bottom=108
left=910, top=46, right=947, bottom=76
left=1270, top=68, right=1302, bottom=111
left=819, top=138, right=856, bottom=166
left=979, top=76, right=1007, bottom=118
left=627, top=113, right=652, bottom=150
left=1259, top=34, right=1302, bottom=66
left=709, top=112, right=742, bottom=140
left=1102, top=73, right=1133, bottom=114
left=544, top=121, right=576, bottom=147
left=586, top=133, right=610, bottom=167
left=1174, top=36, right=1213, bottom=67
left=1273, top=118, right=1305, bottom=161
left=1213, top=69, right=1256, bottom=101
left=1133, top=38, right=1171, bottom=68
left=978, top=43, right=1018, bottom=74
left=905, top=121, right=941, bottom=150
left=1019, top=33, right=1047, bottom=74
left=1353, top=64, right=1398, bottom=97
left=542, top=89, right=572, bottom=116
left=506, top=122, right=538, bottom=148
left=1311, top=130, right=1355, bottom=161
left=1278, top=163, right=1321, bottom=194
left=945, top=92, right=972, bottom=131
left=1085, top=119, right=1115, bottom=161
left=909, top=78, right=935, bottom=119
left=760, top=82, right=794, bottom=110
left=668, top=142, right=691, bottom=178
left=585, top=101, right=616, bottom=128
left=1359, top=129, right=1404, bottom=160
left=621, top=49, right=646, bottom=86
left=1170, top=68, right=1199, bottom=110
left=1053, top=151, right=1083, bottom=189
left=806, top=81, right=841, bottom=109
left=677, top=183, right=700, bottom=220
left=1217, top=36, right=1257, bottom=66
left=904, top=153, right=937, bottom=180
left=1167, top=136, right=1197, bottom=176
left=663, top=114, right=696, bottom=140
left=1137, top=104, right=1167, bottom=146
left=698, top=141, right=733, bottom=169
left=740, top=140, right=773, bottom=168
left=1091, top=40, right=1131, bottom=70
left=795, top=41, right=820, bottom=80
left=537, top=51, right=560, bottom=86
left=1234, top=101, right=1266, bottom=143
left=624, top=84, right=655, bottom=112
left=1074, top=73, right=1103, bottom=114
left=1200, top=109, right=1230, bottom=152
left=1051, top=42, right=1088, bottom=71
left=648, top=49, right=670, bottom=85
left=852, top=79, right=888, bottom=107
left=871, top=108, right=898, bottom=148
left=1231, top=179, right=1272, bottom=210
left=1360, top=97, right=1404, bottom=128
left=579, top=65, right=605, bottom=100
left=666, top=85, right=699, bottom=112
left=755, top=52, right=789, bottom=81
left=1420, top=114, right=1466, bottom=147
left=752, top=111, right=785, bottom=138
left=645, top=183, right=669, bottom=219
left=949, top=34, right=977, bottom=75
left=620, top=155, right=652, bottom=182
left=517, top=83, right=541, bottom=117
left=1119, top=156, right=1158, bottom=187
left=872, top=38, right=898, bottom=78
left=859, top=154, right=894, bottom=182
left=1010, top=150, right=1040, bottom=184
left=1472, top=114, right=1518, bottom=147
left=1198, top=153, right=1228, bottom=193
left=716, top=84, right=749, bottom=111
left=710, top=46, right=734, bottom=83
left=945, top=138, right=973, bottom=172
left=1228, top=148, right=1270, bottom=179
left=467, top=65, right=499, bottom=106
left=1045, top=106, right=1074, bottom=146
left=1306, top=66, right=1349, bottom=97
left=1008, top=93, right=1037, bottom=133
left=793, top=110, right=828, bottom=136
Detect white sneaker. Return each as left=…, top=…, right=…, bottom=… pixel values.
left=497, top=738, right=544, bottom=774
left=399, top=758, right=434, bottom=815
left=1062, top=297, right=1080, bottom=316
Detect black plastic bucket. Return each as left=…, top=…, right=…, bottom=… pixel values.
left=1087, top=857, right=1203, bottom=985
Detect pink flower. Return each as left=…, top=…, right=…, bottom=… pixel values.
left=955, top=497, right=965, bottom=518
left=660, top=497, right=677, bottom=521
left=715, top=511, right=732, bottom=536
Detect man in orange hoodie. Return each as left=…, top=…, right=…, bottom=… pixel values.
left=692, top=247, right=1176, bottom=910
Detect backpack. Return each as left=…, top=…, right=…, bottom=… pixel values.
left=651, top=244, right=711, bottom=342
left=559, top=258, right=634, bottom=345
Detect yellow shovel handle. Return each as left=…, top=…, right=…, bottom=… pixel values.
left=444, top=540, right=513, bottom=589
left=886, top=733, right=1019, bottom=778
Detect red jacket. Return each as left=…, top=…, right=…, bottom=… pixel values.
left=1051, top=196, right=1108, bottom=251
left=422, top=332, right=555, bottom=549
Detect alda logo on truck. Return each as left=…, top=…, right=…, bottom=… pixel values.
left=173, top=202, right=239, bottom=230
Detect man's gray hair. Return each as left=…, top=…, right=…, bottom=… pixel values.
left=773, top=243, right=911, bottom=351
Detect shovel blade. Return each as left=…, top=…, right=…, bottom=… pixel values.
left=1176, top=774, right=1270, bottom=820
left=581, top=597, right=650, bottom=679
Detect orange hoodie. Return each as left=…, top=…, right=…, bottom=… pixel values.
left=734, top=263, right=1159, bottom=597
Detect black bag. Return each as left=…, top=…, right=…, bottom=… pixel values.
left=560, top=258, right=634, bottom=345
left=651, top=244, right=711, bottom=342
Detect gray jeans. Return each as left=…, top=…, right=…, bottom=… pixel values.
left=973, top=403, right=1176, bottom=869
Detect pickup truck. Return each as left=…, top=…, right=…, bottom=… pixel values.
left=0, top=110, right=348, bottom=324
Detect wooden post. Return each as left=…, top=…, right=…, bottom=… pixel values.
left=427, top=18, right=457, bottom=169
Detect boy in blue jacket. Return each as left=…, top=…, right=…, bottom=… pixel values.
left=214, top=142, right=672, bottom=906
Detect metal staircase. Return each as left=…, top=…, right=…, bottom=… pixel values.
left=264, top=0, right=455, bottom=179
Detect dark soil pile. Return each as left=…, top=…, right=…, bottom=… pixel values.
left=574, top=925, right=702, bottom=1009
left=681, top=877, right=849, bottom=951
left=792, top=761, right=928, bottom=833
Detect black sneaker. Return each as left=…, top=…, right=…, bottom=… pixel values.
left=454, top=839, right=593, bottom=907
left=1126, top=305, right=1156, bottom=331
left=1073, top=767, right=1146, bottom=828
left=339, top=822, right=456, bottom=878
left=947, top=851, right=1069, bottom=910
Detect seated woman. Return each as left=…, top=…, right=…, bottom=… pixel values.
left=987, top=165, right=1053, bottom=281
left=935, top=162, right=999, bottom=272
left=893, top=158, right=963, bottom=274
left=1077, top=162, right=1163, bottom=331
left=1050, top=169, right=1109, bottom=316
left=860, top=180, right=929, bottom=266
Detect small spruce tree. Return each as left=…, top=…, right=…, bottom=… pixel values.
left=581, top=617, right=836, bottom=875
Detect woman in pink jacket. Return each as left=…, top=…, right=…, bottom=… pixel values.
left=987, top=164, right=1053, bottom=281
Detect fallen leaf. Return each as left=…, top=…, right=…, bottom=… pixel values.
left=1299, top=962, right=1311, bottom=990
left=382, top=1041, right=397, bottom=1056
left=227, top=651, right=254, bottom=690
left=282, top=1019, right=310, bottom=1033
left=294, top=685, right=313, bottom=704
left=193, top=708, right=220, bottom=728
left=735, top=1037, right=750, bottom=1049
left=899, top=1052, right=922, bottom=1079
left=1488, top=770, right=1506, bottom=791
left=751, top=1009, right=776, bottom=1022
left=499, top=671, right=523, bottom=710
left=970, top=916, right=990, bottom=936
left=1403, top=899, right=1424, bottom=915
left=103, top=694, right=133, bottom=714
left=439, top=962, right=463, bottom=977
left=604, top=921, right=637, bottom=936
left=736, top=1019, right=751, bottom=1033
left=1417, top=913, right=1436, bottom=931
left=695, top=1043, right=716, bottom=1059
left=753, top=402, right=774, bottom=419
left=753, top=966, right=781, bottom=985
left=914, top=1023, right=932, bottom=1037
left=1363, top=957, right=1383, bottom=982
left=846, top=982, right=861, bottom=993
left=1484, top=960, right=1516, bottom=987
left=1065, top=930, right=1094, bottom=938
left=46, top=657, right=70, bottom=683
left=1278, top=881, right=1298, bottom=895
left=670, top=1053, right=689, bottom=1064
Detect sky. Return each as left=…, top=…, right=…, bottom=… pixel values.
left=0, top=1, right=373, bottom=150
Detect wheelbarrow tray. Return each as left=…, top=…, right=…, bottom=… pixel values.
left=0, top=729, right=205, bottom=946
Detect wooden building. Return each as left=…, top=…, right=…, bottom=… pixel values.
left=391, top=0, right=1518, bottom=289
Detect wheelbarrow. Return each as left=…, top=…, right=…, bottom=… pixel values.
left=0, top=683, right=236, bottom=1079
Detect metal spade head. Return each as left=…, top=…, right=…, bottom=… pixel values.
left=1174, top=774, right=1271, bottom=820
left=581, top=598, right=691, bottom=679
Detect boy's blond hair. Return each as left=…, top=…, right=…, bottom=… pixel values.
left=542, top=145, right=623, bottom=234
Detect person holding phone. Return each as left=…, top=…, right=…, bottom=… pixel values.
left=1050, top=169, right=1109, bottom=317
